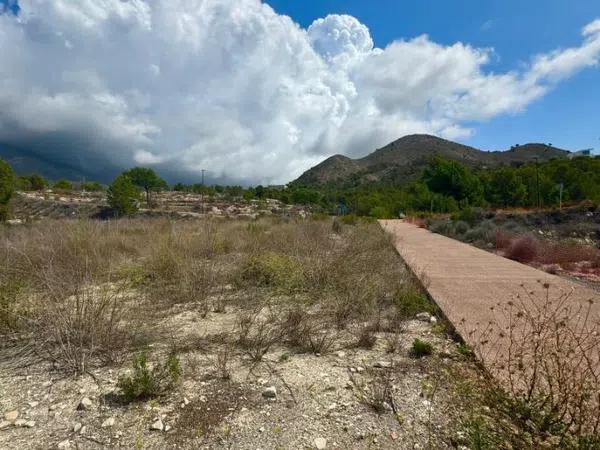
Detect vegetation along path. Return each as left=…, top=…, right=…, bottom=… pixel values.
left=380, top=220, right=600, bottom=384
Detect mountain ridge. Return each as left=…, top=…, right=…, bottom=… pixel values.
left=292, top=134, right=571, bottom=187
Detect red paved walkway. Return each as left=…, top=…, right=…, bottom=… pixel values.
left=380, top=220, right=599, bottom=377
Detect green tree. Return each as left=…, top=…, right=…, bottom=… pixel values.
left=0, top=158, right=16, bottom=221
left=16, top=176, right=32, bottom=191
left=423, top=157, right=483, bottom=205
left=28, top=174, right=48, bottom=191
left=122, top=167, right=168, bottom=207
left=107, top=174, right=141, bottom=217
left=81, top=181, right=104, bottom=192
left=53, top=179, right=73, bottom=191
left=486, top=169, right=527, bottom=207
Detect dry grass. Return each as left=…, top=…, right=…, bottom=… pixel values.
left=0, top=216, right=427, bottom=375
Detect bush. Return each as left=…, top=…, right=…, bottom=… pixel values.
left=409, top=338, right=433, bottom=358
left=240, top=252, right=304, bottom=292
left=53, top=179, right=73, bottom=191
left=0, top=158, right=15, bottom=221
left=464, top=220, right=496, bottom=244
left=453, top=220, right=470, bottom=235
left=107, top=174, right=141, bottom=217
left=505, top=235, right=540, bottom=263
left=118, top=352, right=181, bottom=402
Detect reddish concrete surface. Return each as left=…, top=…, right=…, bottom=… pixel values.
left=380, top=220, right=599, bottom=373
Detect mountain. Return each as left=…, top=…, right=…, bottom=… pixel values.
left=292, top=134, right=570, bottom=187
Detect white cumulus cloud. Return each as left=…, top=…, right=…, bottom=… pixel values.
left=0, top=1, right=599, bottom=184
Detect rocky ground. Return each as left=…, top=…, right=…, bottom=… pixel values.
left=9, top=191, right=308, bottom=223
left=0, top=306, right=483, bottom=450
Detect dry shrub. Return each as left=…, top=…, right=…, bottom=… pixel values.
left=278, top=306, right=339, bottom=355
left=504, top=235, right=540, bottom=263
left=213, top=346, right=233, bottom=380
left=354, top=371, right=396, bottom=414
left=495, top=229, right=514, bottom=250
left=355, top=326, right=377, bottom=349
left=473, top=283, right=600, bottom=444
left=538, top=242, right=600, bottom=266
left=33, top=273, right=134, bottom=374
left=235, top=307, right=281, bottom=362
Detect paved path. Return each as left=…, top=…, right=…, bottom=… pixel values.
left=380, top=220, right=599, bottom=376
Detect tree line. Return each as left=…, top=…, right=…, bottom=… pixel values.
left=1, top=154, right=599, bottom=221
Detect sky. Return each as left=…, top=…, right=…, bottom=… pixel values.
left=0, top=0, right=599, bottom=185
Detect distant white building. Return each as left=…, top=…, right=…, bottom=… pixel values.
left=568, top=148, right=594, bottom=159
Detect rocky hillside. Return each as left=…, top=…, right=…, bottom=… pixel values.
left=293, top=134, right=570, bottom=187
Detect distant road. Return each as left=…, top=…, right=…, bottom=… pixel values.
left=380, top=220, right=599, bottom=379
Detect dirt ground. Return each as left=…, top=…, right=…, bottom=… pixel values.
left=1, top=305, right=478, bottom=450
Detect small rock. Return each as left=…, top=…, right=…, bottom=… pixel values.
left=356, top=366, right=365, bottom=373
left=336, top=351, right=346, bottom=358
left=258, top=426, right=265, bottom=433
left=73, top=423, right=82, bottom=433
left=57, top=440, right=71, bottom=449
left=165, top=424, right=172, bottom=432
left=28, top=401, right=39, bottom=408
left=430, top=316, right=438, bottom=324
left=0, top=420, right=11, bottom=430
left=314, top=437, right=327, bottom=449
left=80, top=426, right=87, bottom=435
left=101, top=417, right=115, bottom=428
left=77, top=397, right=93, bottom=411
left=373, top=361, right=392, bottom=369
left=416, top=312, right=431, bottom=322
left=262, top=386, right=277, bottom=399
left=150, top=418, right=164, bottom=431
left=4, top=410, right=19, bottom=422
left=14, top=419, right=35, bottom=428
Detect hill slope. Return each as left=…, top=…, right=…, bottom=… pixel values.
left=293, top=134, right=570, bottom=187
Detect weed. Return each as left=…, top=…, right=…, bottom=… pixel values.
left=118, top=352, right=181, bottom=402
left=409, top=338, right=433, bottom=358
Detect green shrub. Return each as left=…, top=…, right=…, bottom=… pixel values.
left=118, top=352, right=181, bottom=402
left=392, top=285, right=432, bottom=319
left=0, top=158, right=15, bottom=222
left=240, top=252, right=304, bottom=292
left=463, top=220, right=496, bottom=244
left=107, top=174, right=141, bottom=217
left=453, top=220, right=470, bottom=235
left=53, top=179, right=73, bottom=191
left=409, top=338, right=433, bottom=358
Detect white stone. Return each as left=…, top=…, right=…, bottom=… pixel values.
left=73, top=423, right=82, bottom=433
left=57, top=440, right=71, bottom=449
left=373, top=361, right=392, bottom=369
left=3, top=411, right=18, bottom=422
left=77, top=397, right=93, bottom=411
left=150, top=418, right=164, bottom=431
left=314, top=437, right=327, bottom=449
left=101, top=417, right=115, bottom=428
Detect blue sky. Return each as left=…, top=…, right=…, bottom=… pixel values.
left=268, top=0, right=600, bottom=152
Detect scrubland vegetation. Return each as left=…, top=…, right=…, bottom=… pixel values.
left=0, top=216, right=597, bottom=448
left=427, top=205, right=600, bottom=284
